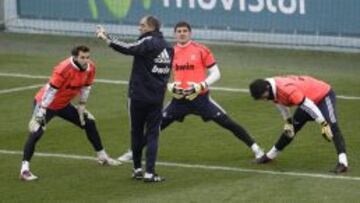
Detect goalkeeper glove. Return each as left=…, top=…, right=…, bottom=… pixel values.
left=77, top=104, right=86, bottom=127
left=28, top=106, right=46, bottom=133
left=184, top=81, right=208, bottom=101
left=321, top=121, right=333, bottom=142
left=77, top=104, right=95, bottom=127
left=283, top=118, right=295, bottom=138
left=96, top=25, right=110, bottom=42
left=167, top=82, right=184, bottom=99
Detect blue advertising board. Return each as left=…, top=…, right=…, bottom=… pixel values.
left=17, top=0, right=360, bottom=37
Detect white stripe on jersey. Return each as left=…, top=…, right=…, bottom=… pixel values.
left=112, top=36, right=152, bottom=49
left=41, top=84, right=58, bottom=108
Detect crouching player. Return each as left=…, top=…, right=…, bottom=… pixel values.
left=20, top=45, right=120, bottom=181
left=249, top=75, right=348, bottom=173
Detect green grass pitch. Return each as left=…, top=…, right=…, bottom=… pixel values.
left=0, top=32, right=360, bottom=202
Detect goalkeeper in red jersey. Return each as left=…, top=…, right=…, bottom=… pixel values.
left=20, top=45, right=120, bottom=181
left=249, top=75, right=348, bottom=174
left=163, top=21, right=264, bottom=158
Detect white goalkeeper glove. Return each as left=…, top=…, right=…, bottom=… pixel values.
left=283, top=118, right=295, bottom=138
left=28, top=106, right=46, bottom=133
left=321, top=121, right=333, bottom=142
left=184, top=81, right=208, bottom=101
left=167, top=82, right=184, bottom=99
left=96, top=25, right=110, bottom=42
left=77, top=104, right=86, bottom=127
left=77, top=104, right=95, bottom=127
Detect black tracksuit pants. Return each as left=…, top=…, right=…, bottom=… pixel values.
left=23, top=102, right=104, bottom=162
left=129, top=99, right=162, bottom=174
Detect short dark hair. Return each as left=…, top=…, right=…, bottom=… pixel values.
left=71, top=45, right=90, bottom=56
left=249, top=79, right=269, bottom=100
left=174, top=21, right=192, bottom=32
left=145, top=15, right=161, bottom=31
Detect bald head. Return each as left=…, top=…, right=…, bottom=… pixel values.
left=139, top=15, right=161, bottom=34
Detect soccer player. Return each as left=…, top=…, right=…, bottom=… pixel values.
left=117, top=21, right=264, bottom=161
left=96, top=16, right=173, bottom=182
left=19, top=45, right=121, bottom=181
left=249, top=75, right=348, bottom=173
left=164, top=21, right=264, bottom=158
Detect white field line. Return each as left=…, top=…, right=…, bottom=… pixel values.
left=1, top=149, right=359, bottom=181
left=0, top=84, right=43, bottom=94
left=0, top=72, right=359, bottom=100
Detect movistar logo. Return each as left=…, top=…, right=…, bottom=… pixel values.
left=88, top=0, right=152, bottom=20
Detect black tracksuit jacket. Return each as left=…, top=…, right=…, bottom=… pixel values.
left=109, top=31, right=174, bottom=104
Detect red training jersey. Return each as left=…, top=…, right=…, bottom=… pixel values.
left=172, top=41, right=216, bottom=93
left=35, top=57, right=95, bottom=110
left=272, top=75, right=331, bottom=106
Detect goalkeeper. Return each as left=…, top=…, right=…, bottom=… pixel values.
left=20, top=45, right=120, bottom=181
left=249, top=75, right=348, bottom=174
left=163, top=21, right=264, bottom=159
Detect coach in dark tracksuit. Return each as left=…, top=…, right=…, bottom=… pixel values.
left=96, top=16, right=173, bottom=182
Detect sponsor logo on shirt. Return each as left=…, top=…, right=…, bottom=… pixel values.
left=175, top=63, right=195, bottom=71
left=151, top=65, right=170, bottom=74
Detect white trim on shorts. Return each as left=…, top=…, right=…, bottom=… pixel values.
left=209, top=96, right=227, bottom=114
left=325, top=96, right=337, bottom=123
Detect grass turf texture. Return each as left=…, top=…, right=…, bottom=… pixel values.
left=0, top=32, right=360, bottom=202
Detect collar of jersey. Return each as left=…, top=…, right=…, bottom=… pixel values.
left=176, top=40, right=192, bottom=48
left=138, top=30, right=162, bottom=40
left=265, top=78, right=277, bottom=100
left=70, top=57, right=89, bottom=72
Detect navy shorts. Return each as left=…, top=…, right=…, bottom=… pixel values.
left=162, top=92, right=226, bottom=122
left=293, top=89, right=339, bottom=131
left=317, top=90, right=337, bottom=124
left=32, top=100, right=87, bottom=128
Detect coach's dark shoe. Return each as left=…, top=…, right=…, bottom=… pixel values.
left=255, top=155, right=273, bottom=164
left=143, top=173, right=165, bottom=183
left=132, top=168, right=143, bottom=180
left=331, top=163, right=348, bottom=174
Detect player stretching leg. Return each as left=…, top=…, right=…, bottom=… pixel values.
left=20, top=45, right=120, bottom=181
left=249, top=75, right=348, bottom=174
